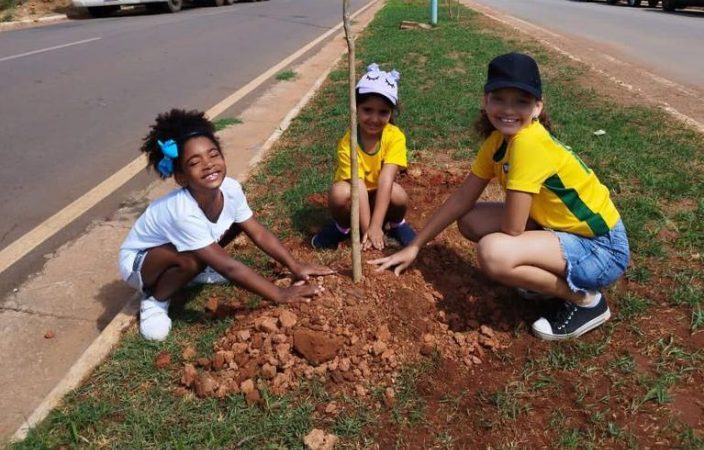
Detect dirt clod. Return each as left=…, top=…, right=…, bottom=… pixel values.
left=194, top=372, right=218, bottom=398
left=278, top=310, right=298, bottom=328
left=154, top=351, right=171, bottom=369
left=181, top=345, right=197, bottom=360
left=181, top=364, right=197, bottom=387
left=304, top=428, right=338, bottom=450
left=293, top=329, right=343, bottom=365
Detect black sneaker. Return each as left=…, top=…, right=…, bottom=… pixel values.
left=387, top=222, right=417, bottom=247
left=311, top=222, right=349, bottom=249
left=531, top=293, right=610, bottom=341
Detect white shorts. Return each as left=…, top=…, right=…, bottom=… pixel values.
left=119, top=249, right=147, bottom=293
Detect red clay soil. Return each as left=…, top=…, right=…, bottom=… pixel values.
left=165, top=164, right=702, bottom=448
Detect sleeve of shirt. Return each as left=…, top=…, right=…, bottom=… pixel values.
left=225, top=178, right=254, bottom=223
left=470, top=135, right=498, bottom=180
left=382, top=127, right=407, bottom=168
left=506, top=134, right=555, bottom=193
left=334, top=130, right=363, bottom=182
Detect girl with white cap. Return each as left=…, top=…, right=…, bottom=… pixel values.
left=312, top=63, right=416, bottom=251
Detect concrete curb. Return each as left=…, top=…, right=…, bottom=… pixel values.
left=8, top=1, right=375, bottom=442
left=11, top=293, right=140, bottom=442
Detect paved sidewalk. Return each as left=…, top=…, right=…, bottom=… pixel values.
left=0, top=1, right=381, bottom=442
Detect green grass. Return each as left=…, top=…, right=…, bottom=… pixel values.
left=616, top=292, right=653, bottom=321
left=275, top=70, right=298, bottom=81
left=213, top=116, right=242, bottom=131
left=0, top=0, right=16, bottom=12
left=11, top=0, right=704, bottom=448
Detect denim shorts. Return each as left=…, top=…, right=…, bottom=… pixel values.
left=552, top=220, right=630, bottom=293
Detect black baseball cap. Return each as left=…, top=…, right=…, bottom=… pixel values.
left=484, top=52, right=542, bottom=99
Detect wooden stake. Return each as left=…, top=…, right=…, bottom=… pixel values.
left=343, top=0, right=362, bottom=282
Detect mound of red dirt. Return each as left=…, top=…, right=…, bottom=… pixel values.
left=168, top=163, right=703, bottom=447
left=176, top=165, right=519, bottom=402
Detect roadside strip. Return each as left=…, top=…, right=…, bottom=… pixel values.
left=0, top=0, right=377, bottom=277
left=8, top=0, right=379, bottom=442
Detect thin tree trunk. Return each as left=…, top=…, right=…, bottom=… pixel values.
left=343, top=0, right=362, bottom=282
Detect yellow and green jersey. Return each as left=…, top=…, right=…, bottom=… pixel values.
left=334, top=123, right=407, bottom=191
left=471, top=121, right=620, bottom=237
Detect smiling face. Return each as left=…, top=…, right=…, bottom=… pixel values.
left=174, top=136, right=226, bottom=193
left=482, top=87, right=543, bottom=139
left=357, top=95, right=393, bottom=138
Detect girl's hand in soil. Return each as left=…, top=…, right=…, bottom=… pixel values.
left=368, top=245, right=419, bottom=276
left=363, top=226, right=385, bottom=251
left=291, top=262, right=335, bottom=281
left=276, top=281, right=325, bottom=304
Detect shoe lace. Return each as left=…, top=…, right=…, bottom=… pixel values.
left=553, top=302, right=578, bottom=331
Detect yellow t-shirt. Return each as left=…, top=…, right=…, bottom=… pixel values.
left=471, top=121, right=620, bottom=237
left=334, top=124, right=407, bottom=191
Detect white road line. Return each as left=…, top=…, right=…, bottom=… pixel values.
left=0, top=37, right=102, bottom=63
left=0, top=0, right=377, bottom=276
left=206, top=0, right=376, bottom=118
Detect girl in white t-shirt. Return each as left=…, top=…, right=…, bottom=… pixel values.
left=120, top=109, right=333, bottom=341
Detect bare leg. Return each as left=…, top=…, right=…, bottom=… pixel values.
left=140, top=244, right=204, bottom=301
left=456, top=202, right=587, bottom=304
left=476, top=230, right=587, bottom=305
left=385, top=182, right=409, bottom=224
left=328, top=180, right=374, bottom=229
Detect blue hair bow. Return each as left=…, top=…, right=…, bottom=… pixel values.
left=157, top=139, right=179, bottom=176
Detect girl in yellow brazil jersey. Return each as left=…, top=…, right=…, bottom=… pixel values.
left=311, top=63, right=417, bottom=251
left=370, top=53, right=630, bottom=341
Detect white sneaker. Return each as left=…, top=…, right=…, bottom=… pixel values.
left=139, top=297, right=171, bottom=341
left=188, top=266, right=228, bottom=286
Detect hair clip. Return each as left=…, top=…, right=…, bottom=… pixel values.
left=157, top=139, right=178, bottom=177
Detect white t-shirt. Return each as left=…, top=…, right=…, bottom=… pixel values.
left=118, top=177, right=253, bottom=282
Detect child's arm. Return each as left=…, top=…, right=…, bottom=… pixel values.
left=193, top=244, right=322, bottom=303
left=502, top=190, right=533, bottom=236
left=239, top=217, right=334, bottom=280
left=369, top=173, right=490, bottom=275
left=364, top=163, right=398, bottom=250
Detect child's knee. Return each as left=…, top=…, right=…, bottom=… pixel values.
left=390, top=183, right=408, bottom=207
left=176, top=253, right=204, bottom=277
left=329, top=182, right=352, bottom=208
left=476, top=234, right=511, bottom=278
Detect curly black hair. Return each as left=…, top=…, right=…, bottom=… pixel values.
left=472, top=108, right=554, bottom=139
left=141, top=109, right=221, bottom=179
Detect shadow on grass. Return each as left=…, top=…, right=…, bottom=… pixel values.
left=290, top=203, right=329, bottom=237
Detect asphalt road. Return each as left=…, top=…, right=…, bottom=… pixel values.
left=0, top=0, right=365, bottom=256
left=469, top=0, right=704, bottom=89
